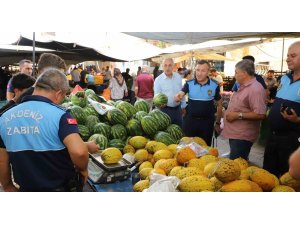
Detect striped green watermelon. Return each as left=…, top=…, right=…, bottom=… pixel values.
left=107, top=109, right=128, bottom=126
left=70, top=105, right=87, bottom=125
left=61, top=102, right=73, bottom=109
left=166, top=124, right=184, bottom=141
left=83, top=105, right=99, bottom=117
left=134, top=100, right=150, bottom=113
left=85, top=89, right=95, bottom=97
left=126, top=119, right=143, bottom=136
left=106, top=100, right=117, bottom=106
left=93, top=122, right=111, bottom=138
left=148, top=109, right=171, bottom=131
left=153, top=93, right=168, bottom=108
left=141, top=116, right=159, bottom=137
left=109, top=139, right=126, bottom=150
left=85, top=115, right=100, bottom=133
left=116, top=101, right=137, bottom=119
left=71, top=91, right=87, bottom=108
left=63, top=95, right=71, bottom=104
left=111, top=124, right=127, bottom=141
left=134, top=111, right=148, bottom=122
left=78, top=124, right=90, bottom=141
left=154, top=131, right=177, bottom=146
left=88, top=134, right=108, bottom=150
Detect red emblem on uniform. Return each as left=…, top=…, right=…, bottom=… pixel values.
left=67, top=118, right=78, bottom=124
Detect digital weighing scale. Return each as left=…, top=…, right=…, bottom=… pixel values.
left=88, top=152, right=135, bottom=184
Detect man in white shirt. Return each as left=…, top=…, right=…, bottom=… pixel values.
left=210, top=68, right=224, bottom=93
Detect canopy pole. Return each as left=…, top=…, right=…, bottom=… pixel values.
left=32, top=32, right=36, bottom=76
left=280, top=37, right=285, bottom=75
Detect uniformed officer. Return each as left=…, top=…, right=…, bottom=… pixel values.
left=0, top=68, right=89, bottom=192
left=174, top=60, right=222, bottom=146
left=263, top=41, right=300, bottom=177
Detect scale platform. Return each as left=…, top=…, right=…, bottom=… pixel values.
left=88, top=152, right=134, bottom=184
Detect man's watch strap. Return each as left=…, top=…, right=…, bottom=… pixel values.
left=238, top=112, right=243, bottom=120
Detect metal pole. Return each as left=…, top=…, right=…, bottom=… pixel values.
left=32, top=32, right=36, bottom=76
left=280, top=37, right=285, bottom=75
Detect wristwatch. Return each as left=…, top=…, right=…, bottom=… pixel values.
left=238, top=112, right=243, bottom=120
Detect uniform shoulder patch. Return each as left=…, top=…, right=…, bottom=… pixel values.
left=67, top=118, right=77, bottom=125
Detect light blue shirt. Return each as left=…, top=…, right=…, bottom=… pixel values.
left=154, top=72, right=186, bottom=108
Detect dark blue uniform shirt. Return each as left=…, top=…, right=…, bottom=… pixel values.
left=182, top=78, right=221, bottom=118
left=0, top=95, right=80, bottom=191
left=268, top=72, right=300, bottom=132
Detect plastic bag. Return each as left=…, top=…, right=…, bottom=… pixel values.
left=177, top=140, right=208, bottom=157
left=88, top=98, right=115, bottom=115
left=144, top=173, right=180, bottom=192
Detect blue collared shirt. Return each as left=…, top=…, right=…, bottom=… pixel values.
left=154, top=72, right=186, bottom=108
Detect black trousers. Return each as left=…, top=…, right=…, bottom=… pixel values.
left=263, top=130, right=300, bottom=177
left=183, top=115, right=215, bottom=146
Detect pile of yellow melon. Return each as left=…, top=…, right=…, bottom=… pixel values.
left=132, top=136, right=300, bottom=192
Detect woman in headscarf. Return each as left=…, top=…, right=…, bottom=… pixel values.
left=108, top=68, right=128, bottom=101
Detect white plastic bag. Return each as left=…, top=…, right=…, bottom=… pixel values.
left=177, top=141, right=208, bottom=157
left=144, top=173, right=180, bottom=192
left=88, top=98, right=115, bottom=115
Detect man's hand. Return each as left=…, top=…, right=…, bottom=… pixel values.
left=226, top=112, right=238, bottom=122
left=281, top=109, right=300, bottom=123
left=174, top=93, right=182, bottom=102
left=86, top=140, right=100, bottom=154
left=125, top=92, right=128, bottom=97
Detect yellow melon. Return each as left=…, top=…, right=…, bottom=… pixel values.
left=134, top=149, right=149, bottom=162
left=239, top=169, right=250, bottom=180
left=249, top=168, right=276, bottom=191
left=233, top=157, right=249, bottom=170
left=153, top=149, right=173, bottom=162
left=150, top=168, right=166, bottom=176
left=210, top=177, right=223, bottom=191
left=214, top=159, right=241, bottom=183
left=207, top=147, right=219, bottom=157
left=145, top=141, right=167, bottom=154
left=193, top=136, right=207, bottom=146
left=176, top=147, right=196, bottom=165
left=133, top=180, right=149, bottom=192
left=157, top=158, right=179, bottom=175
left=178, top=175, right=213, bottom=192
left=123, top=145, right=136, bottom=154
left=203, top=162, right=218, bottom=178
left=176, top=167, right=204, bottom=180
left=167, top=144, right=178, bottom=156
left=154, top=159, right=167, bottom=169
left=188, top=155, right=217, bottom=170
left=139, top=161, right=153, bottom=172
left=101, top=148, right=122, bottom=164
left=129, top=136, right=148, bottom=149
left=139, top=168, right=153, bottom=180
left=220, top=180, right=262, bottom=192
left=279, top=172, right=300, bottom=190
left=272, top=185, right=295, bottom=192
left=169, top=166, right=185, bottom=177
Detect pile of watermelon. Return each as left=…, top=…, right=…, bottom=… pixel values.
left=62, top=89, right=184, bottom=151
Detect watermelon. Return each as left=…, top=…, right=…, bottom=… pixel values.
left=61, top=102, right=73, bottom=109
left=83, top=105, right=99, bottom=117
left=109, top=139, right=126, bottom=150
left=134, top=111, right=148, bottom=122
left=71, top=91, right=87, bottom=108
left=154, top=131, right=177, bottom=146
left=88, top=134, right=108, bottom=150
left=106, top=100, right=117, bottom=106
left=134, top=100, right=150, bottom=113
left=70, top=105, right=87, bottom=125
left=126, top=119, right=143, bottom=136
left=148, top=109, right=171, bottom=131
left=111, top=124, right=127, bottom=141
left=62, top=95, right=70, bottom=103
left=78, top=124, right=90, bottom=141
left=107, top=109, right=128, bottom=126
left=166, top=124, right=184, bottom=141
left=93, top=122, right=111, bottom=138
left=85, top=115, right=100, bottom=133
left=85, top=88, right=95, bottom=97
left=153, top=93, right=168, bottom=108
left=116, top=101, right=137, bottom=119
left=141, top=116, right=159, bottom=137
